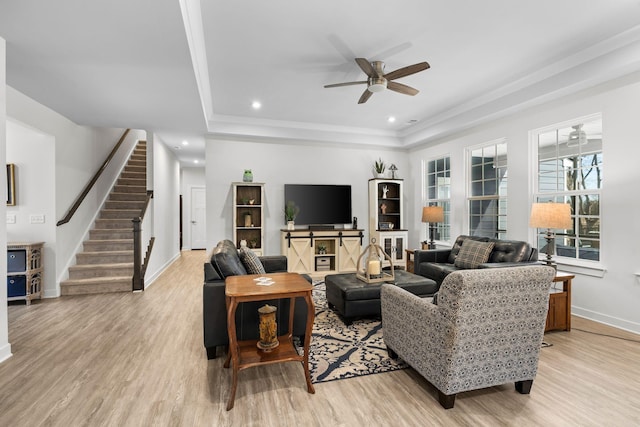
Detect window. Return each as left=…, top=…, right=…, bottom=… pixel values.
left=534, top=115, right=602, bottom=262
left=424, top=156, right=451, bottom=243
left=467, top=140, right=507, bottom=239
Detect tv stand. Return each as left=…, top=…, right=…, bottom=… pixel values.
left=308, top=225, right=335, bottom=231
left=281, top=229, right=363, bottom=279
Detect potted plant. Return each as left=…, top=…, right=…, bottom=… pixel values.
left=374, top=158, right=386, bottom=178
left=284, top=200, right=299, bottom=230
left=317, top=243, right=327, bottom=255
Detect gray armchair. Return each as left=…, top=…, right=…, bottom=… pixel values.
left=381, top=265, right=555, bottom=409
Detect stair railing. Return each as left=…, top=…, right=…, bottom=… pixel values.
left=57, top=129, right=131, bottom=226
left=133, top=190, right=154, bottom=291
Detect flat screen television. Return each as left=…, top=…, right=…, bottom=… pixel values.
left=284, top=184, right=352, bottom=227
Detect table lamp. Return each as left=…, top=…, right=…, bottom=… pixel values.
left=422, top=206, right=444, bottom=249
left=529, top=202, right=572, bottom=268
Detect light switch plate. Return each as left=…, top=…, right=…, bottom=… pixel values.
left=6, top=213, right=16, bottom=224
left=30, top=214, right=45, bottom=224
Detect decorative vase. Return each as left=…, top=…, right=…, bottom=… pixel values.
left=244, top=214, right=252, bottom=227
left=257, top=304, right=278, bottom=352
left=287, top=221, right=295, bottom=230
left=243, top=169, right=253, bottom=182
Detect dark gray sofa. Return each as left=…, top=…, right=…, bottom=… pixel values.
left=415, top=235, right=538, bottom=287
left=203, top=239, right=309, bottom=359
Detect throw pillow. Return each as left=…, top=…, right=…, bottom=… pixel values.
left=453, top=240, right=495, bottom=269
left=238, top=246, right=266, bottom=274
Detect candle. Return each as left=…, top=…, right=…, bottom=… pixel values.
left=367, top=259, right=381, bottom=276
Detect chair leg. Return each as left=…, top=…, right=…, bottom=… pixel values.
left=515, top=379, right=534, bottom=394
left=438, top=391, right=456, bottom=409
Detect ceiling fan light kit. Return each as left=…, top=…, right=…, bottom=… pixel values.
left=368, top=77, right=387, bottom=93
left=324, top=57, right=430, bottom=104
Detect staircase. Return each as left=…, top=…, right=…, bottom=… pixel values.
left=61, top=141, right=147, bottom=295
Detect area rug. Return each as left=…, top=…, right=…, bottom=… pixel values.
left=297, top=281, right=407, bottom=384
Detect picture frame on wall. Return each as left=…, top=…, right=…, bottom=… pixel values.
left=7, top=163, right=16, bottom=206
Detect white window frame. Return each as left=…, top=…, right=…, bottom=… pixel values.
left=465, top=138, right=508, bottom=239
left=529, top=113, right=603, bottom=272
left=423, top=155, right=451, bottom=245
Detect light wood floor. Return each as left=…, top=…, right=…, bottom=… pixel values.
left=1, top=251, right=640, bottom=426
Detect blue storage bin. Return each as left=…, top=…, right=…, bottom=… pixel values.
left=8, top=250, right=27, bottom=273
left=7, top=276, right=26, bottom=298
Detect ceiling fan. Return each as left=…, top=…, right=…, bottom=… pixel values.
left=324, top=58, right=430, bottom=104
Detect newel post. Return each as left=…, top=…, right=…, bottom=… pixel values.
left=132, top=217, right=143, bottom=291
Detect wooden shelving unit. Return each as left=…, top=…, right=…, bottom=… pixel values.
left=232, top=183, right=265, bottom=256
left=7, top=242, right=44, bottom=305
left=368, top=179, right=408, bottom=268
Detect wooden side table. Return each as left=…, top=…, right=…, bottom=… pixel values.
left=545, top=271, right=574, bottom=332
left=223, top=272, right=315, bottom=410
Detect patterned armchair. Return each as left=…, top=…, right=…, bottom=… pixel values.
left=381, top=265, right=555, bottom=409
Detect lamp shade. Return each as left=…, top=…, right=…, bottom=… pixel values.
left=422, top=206, right=444, bottom=223
left=529, top=203, right=572, bottom=229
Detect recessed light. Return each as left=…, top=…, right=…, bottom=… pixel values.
left=182, top=140, right=189, bottom=146
left=194, top=160, right=199, bottom=164
left=252, top=101, right=262, bottom=110
left=388, top=116, right=396, bottom=123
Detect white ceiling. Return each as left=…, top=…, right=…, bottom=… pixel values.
left=2, top=1, right=640, bottom=166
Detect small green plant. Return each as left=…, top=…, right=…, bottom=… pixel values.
left=284, top=200, right=299, bottom=222
left=374, top=158, right=386, bottom=174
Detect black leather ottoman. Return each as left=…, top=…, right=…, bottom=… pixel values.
left=325, top=270, right=438, bottom=325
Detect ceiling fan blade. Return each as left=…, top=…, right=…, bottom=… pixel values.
left=355, top=58, right=376, bottom=78
left=324, top=81, right=368, bottom=88
left=387, top=81, right=419, bottom=96
left=384, top=61, right=430, bottom=81
left=358, top=89, right=373, bottom=104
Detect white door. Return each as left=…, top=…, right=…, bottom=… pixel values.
left=190, top=187, right=207, bottom=249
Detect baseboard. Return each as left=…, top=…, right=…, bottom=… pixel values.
left=144, top=251, right=181, bottom=289
left=573, top=307, right=640, bottom=335
left=0, top=343, right=13, bottom=363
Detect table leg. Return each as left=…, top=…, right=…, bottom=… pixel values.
left=302, top=292, right=315, bottom=394
left=226, top=297, right=239, bottom=410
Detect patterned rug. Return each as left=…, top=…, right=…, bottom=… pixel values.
left=298, top=281, right=407, bottom=383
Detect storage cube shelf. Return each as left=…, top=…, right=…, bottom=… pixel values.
left=7, top=242, right=44, bottom=305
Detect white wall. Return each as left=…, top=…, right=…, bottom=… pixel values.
left=180, top=167, right=205, bottom=250
left=0, top=37, right=11, bottom=363
left=205, top=139, right=407, bottom=255
left=408, top=71, right=640, bottom=333
left=6, top=87, right=144, bottom=293
left=6, top=121, right=56, bottom=297
left=143, top=134, right=181, bottom=285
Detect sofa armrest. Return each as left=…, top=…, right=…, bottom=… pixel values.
left=259, top=255, right=288, bottom=273
left=478, top=261, right=540, bottom=269
left=204, top=262, right=221, bottom=283
left=203, top=280, right=227, bottom=357
left=380, top=285, right=453, bottom=387
left=414, top=249, right=451, bottom=265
